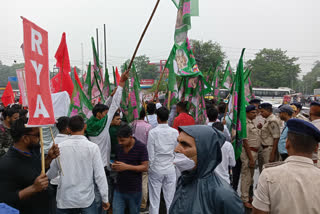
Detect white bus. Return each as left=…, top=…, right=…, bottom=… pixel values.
left=252, top=87, right=295, bottom=104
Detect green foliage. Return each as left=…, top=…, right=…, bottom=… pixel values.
left=302, top=61, right=320, bottom=94
left=190, top=40, right=226, bottom=74
left=247, top=49, right=301, bottom=88
left=149, top=78, right=167, bottom=92
left=121, top=55, right=159, bottom=80
left=0, top=61, right=24, bottom=89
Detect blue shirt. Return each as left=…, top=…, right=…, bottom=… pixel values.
left=278, top=125, right=288, bottom=154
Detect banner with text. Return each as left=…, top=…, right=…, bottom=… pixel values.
left=23, top=17, right=55, bottom=126
left=16, top=68, right=28, bottom=106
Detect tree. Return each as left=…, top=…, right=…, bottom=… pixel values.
left=190, top=40, right=226, bottom=74
left=0, top=62, right=24, bottom=89
left=302, top=61, right=320, bottom=94
left=247, top=49, right=301, bottom=89
left=121, top=55, right=159, bottom=80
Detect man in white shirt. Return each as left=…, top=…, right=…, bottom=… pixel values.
left=147, top=107, right=179, bottom=214
left=48, top=116, right=70, bottom=213
left=145, top=101, right=162, bottom=129
left=207, top=107, right=231, bottom=142
left=86, top=71, right=128, bottom=213
left=212, top=122, right=236, bottom=184
left=47, top=115, right=110, bottom=213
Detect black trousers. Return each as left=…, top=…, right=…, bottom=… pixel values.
left=232, top=158, right=242, bottom=191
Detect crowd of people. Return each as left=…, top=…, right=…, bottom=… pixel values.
left=0, top=71, right=319, bottom=214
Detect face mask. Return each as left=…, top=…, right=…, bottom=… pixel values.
left=174, top=153, right=196, bottom=172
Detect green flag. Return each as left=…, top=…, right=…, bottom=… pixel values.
left=127, top=63, right=142, bottom=123
left=164, top=46, right=178, bottom=108
left=228, top=49, right=247, bottom=160
left=221, top=61, right=234, bottom=91
left=212, top=63, right=221, bottom=98
left=83, top=62, right=92, bottom=100
left=244, top=69, right=255, bottom=104
left=102, top=68, right=111, bottom=100
left=68, top=77, right=93, bottom=121
left=174, top=0, right=192, bottom=44
left=91, top=38, right=104, bottom=103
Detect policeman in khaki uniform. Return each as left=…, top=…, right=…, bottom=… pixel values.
left=252, top=119, right=320, bottom=214
left=249, top=99, right=265, bottom=173
left=258, top=103, right=280, bottom=164
left=240, top=105, right=260, bottom=209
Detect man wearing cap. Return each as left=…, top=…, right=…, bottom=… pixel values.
left=249, top=99, right=266, bottom=173
left=240, top=105, right=260, bottom=209
left=258, top=103, right=280, bottom=164
left=252, top=119, right=320, bottom=214
left=277, top=105, right=293, bottom=161
left=291, top=103, right=308, bottom=121
left=309, top=101, right=320, bottom=166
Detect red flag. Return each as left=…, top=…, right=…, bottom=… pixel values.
left=1, top=82, right=14, bottom=107
left=50, top=71, right=74, bottom=97
left=115, top=67, right=121, bottom=86
left=55, top=32, right=70, bottom=75
left=74, top=67, right=83, bottom=89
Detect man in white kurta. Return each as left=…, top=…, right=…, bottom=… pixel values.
left=147, top=107, right=179, bottom=214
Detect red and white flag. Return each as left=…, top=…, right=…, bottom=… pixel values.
left=22, top=17, right=55, bottom=126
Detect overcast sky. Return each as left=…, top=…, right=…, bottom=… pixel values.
left=1, top=0, right=319, bottom=79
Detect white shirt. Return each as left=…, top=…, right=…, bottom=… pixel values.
left=147, top=124, right=179, bottom=174
left=214, top=141, right=236, bottom=184
left=47, top=135, right=108, bottom=209
left=208, top=122, right=231, bottom=142
left=89, top=86, right=123, bottom=169
left=49, top=134, right=70, bottom=185
left=145, top=114, right=158, bottom=129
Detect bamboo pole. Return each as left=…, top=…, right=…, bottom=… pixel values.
left=127, top=0, right=161, bottom=72
left=40, top=127, right=45, bottom=174
left=153, top=68, right=166, bottom=100
left=167, top=91, right=172, bottom=110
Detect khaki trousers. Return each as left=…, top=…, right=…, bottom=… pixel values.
left=141, top=172, right=148, bottom=209
left=240, top=149, right=258, bottom=202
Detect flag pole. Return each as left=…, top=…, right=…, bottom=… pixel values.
left=167, top=91, right=172, bottom=110
left=153, top=67, right=166, bottom=100
left=127, top=0, right=161, bottom=72
left=39, top=127, right=45, bottom=174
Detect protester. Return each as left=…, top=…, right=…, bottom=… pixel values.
left=207, top=107, right=231, bottom=141
left=86, top=71, right=128, bottom=213
left=169, top=125, right=244, bottom=213
left=240, top=105, right=260, bottom=209
left=258, top=103, right=280, bottom=163
left=145, top=102, right=158, bottom=129
left=212, top=122, right=235, bottom=184
left=252, top=119, right=320, bottom=214
left=217, top=101, right=227, bottom=122
left=277, top=105, right=293, bottom=161
left=172, top=101, right=195, bottom=130
left=309, top=101, right=320, bottom=165
left=290, top=104, right=298, bottom=118
left=48, top=116, right=70, bottom=214
left=132, top=108, right=152, bottom=212
left=47, top=115, right=109, bottom=213
left=0, top=118, right=60, bottom=214
left=112, top=125, right=148, bottom=214
left=291, top=103, right=308, bottom=121
left=0, top=106, right=19, bottom=157
left=109, top=112, right=122, bottom=161
left=147, top=107, right=179, bottom=214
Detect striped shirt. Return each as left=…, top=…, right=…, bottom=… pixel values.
left=116, top=138, right=148, bottom=193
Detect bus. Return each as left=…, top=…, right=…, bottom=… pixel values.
left=252, top=87, right=295, bottom=104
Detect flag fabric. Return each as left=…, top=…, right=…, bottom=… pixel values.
left=227, top=49, right=247, bottom=160
left=1, top=82, right=14, bottom=107
left=164, top=46, right=178, bottom=108
left=74, top=67, right=83, bottom=89
left=212, top=64, right=221, bottom=98
left=102, top=68, right=111, bottom=100
left=90, top=38, right=104, bottom=104
left=55, top=33, right=70, bottom=75
left=50, top=71, right=74, bottom=97
left=221, top=61, right=234, bottom=91
left=115, top=67, right=121, bottom=86
left=83, top=62, right=92, bottom=100
left=68, top=78, right=93, bottom=121
left=112, top=66, right=117, bottom=87
left=120, top=64, right=130, bottom=121
left=244, top=69, right=255, bottom=103
left=126, top=64, right=142, bottom=123
left=174, top=0, right=192, bottom=44
left=91, top=37, right=103, bottom=85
